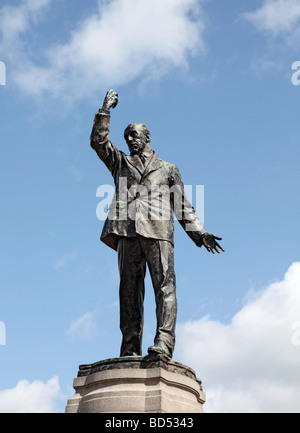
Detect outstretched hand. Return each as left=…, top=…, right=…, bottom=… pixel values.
left=102, top=89, right=119, bottom=111
left=202, top=233, right=225, bottom=254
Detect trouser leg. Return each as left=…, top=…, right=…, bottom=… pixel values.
left=118, top=237, right=146, bottom=356
left=140, top=237, right=177, bottom=358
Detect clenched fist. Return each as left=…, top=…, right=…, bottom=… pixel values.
left=102, top=89, right=119, bottom=111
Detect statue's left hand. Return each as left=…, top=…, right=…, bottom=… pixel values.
left=202, top=233, right=225, bottom=254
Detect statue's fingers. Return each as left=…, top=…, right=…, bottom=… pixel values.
left=112, top=97, right=118, bottom=108
left=204, top=244, right=211, bottom=253
left=204, top=241, right=214, bottom=253
left=216, top=243, right=225, bottom=252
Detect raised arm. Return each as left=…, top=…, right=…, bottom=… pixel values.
left=90, top=90, right=120, bottom=175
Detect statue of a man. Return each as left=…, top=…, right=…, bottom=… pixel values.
left=90, top=90, right=224, bottom=359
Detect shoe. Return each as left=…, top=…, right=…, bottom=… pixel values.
left=147, top=341, right=172, bottom=359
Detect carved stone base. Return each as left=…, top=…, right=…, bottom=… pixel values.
left=65, top=355, right=205, bottom=413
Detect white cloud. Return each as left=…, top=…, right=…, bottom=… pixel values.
left=53, top=252, right=77, bottom=271
left=0, top=0, right=206, bottom=99
left=175, top=262, right=300, bottom=413
left=0, top=0, right=52, bottom=45
left=241, top=0, right=300, bottom=76
left=243, top=0, right=300, bottom=36
left=0, top=376, right=60, bottom=413
left=67, top=311, right=98, bottom=339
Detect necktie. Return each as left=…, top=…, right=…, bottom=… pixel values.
left=139, top=153, right=146, bottom=166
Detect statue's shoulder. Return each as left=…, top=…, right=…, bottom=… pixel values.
left=154, top=153, right=177, bottom=171
left=162, top=159, right=179, bottom=173
left=155, top=157, right=182, bottom=183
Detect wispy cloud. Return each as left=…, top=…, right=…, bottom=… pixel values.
left=0, top=0, right=52, bottom=43
left=0, top=0, right=206, bottom=100
left=175, top=262, right=300, bottom=413
left=53, top=252, right=77, bottom=271
left=67, top=165, right=83, bottom=182
left=67, top=311, right=98, bottom=339
left=242, top=0, right=300, bottom=37
left=240, top=0, right=300, bottom=76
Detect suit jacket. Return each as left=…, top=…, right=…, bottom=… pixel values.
left=91, top=109, right=207, bottom=251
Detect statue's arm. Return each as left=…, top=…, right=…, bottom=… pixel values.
left=170, top=165, right=224, bottom=253
left=170, top=165, right=207, bottom=244
left=90, top=90, right=120, bottom=175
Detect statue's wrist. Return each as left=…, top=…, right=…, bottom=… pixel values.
left=99, top=107, right=110, bottom=115
left=197, top=232, right=208, bottom=247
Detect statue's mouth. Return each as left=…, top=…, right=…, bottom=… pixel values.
left=129, top=143, right=139, bottom=153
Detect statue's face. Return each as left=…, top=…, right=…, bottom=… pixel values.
left=125, top=125, right=148, bottom=155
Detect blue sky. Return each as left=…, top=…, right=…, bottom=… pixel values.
left=0, top=0, right=300, bottom=413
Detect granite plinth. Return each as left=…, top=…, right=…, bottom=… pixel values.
left=65, top=355, right=205, bottom=413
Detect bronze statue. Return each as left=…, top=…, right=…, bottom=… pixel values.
left=90, top=90, right=224, bottom=359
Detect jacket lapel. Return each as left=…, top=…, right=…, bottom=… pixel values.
left=126, top=154, right=144, bottom=176
left=126, top=151, right=163, bottom=178
left=142, top=151, right=163, bottom=178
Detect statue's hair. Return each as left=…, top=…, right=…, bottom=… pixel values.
left=124, top=123, right=151, bottom=144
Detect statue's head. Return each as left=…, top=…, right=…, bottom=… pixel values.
left=124, top=123, right=151, bottom=155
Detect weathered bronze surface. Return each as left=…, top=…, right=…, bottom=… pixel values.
left=78, top=355, right=203, bottom=389
left=90, top=90, right=224, bottom=360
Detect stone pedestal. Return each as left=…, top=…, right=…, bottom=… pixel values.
left=65, top=355, right=205, bottom=413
